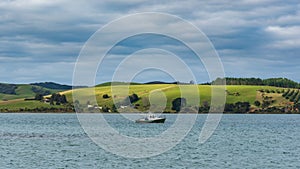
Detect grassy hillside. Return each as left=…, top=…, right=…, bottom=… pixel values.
left=0, top=84, right=297, bottom=113
left=0, top=83, right=62, bottom=101
left=63, top=84, right=293, bottom=112
left=0, top=99, right=64, bottom=110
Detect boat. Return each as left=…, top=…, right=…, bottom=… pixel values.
left=135, top=114, right=166, bottom=123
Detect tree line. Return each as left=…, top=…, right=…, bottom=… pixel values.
left=211, top=77, right=299, bottom=88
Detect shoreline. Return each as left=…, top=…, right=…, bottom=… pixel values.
left=0, top=112, right=299, bottom=114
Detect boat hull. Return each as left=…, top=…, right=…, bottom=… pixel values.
left=135, top=118, right=166, bottom=123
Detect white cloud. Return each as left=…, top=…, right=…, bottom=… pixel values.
left=266, top=26, right=300, bottom=38
left=265, top=26, right=300, bottom=49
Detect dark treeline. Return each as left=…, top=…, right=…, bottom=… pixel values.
left=198, top=102, right=251, bottom=114
left=211, top=77, right=299, bottom=88
left=31, top=82, right=73, bottom=90
left=171, top=98, right=251, bottom=114
left=0, top=83, right=17, bottom=94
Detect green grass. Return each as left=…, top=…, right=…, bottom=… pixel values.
left=0, top=99, right=64, bottom=111
left=63, top=84, right=291, bottom=111
left=0, top=84, right=292, bottom=112
left=0, top=84, right=34, bottom=100
left=0, top=84, right=61, bottom=101
left=226, top=86, right=276, bottom=103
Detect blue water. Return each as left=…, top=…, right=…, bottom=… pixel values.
left=0, top=114, right=299, bottom=169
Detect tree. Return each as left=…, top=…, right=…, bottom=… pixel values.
left=50, top=99, right=54, bottom=105
left=282, top=89, right=290, bottom=97
left=224, top=103, right=234, bottom=112
left=61, top=95, right=68, bottom=104
left=49, top=93, right=68, bottom=105
left=122, top=93, right=140, bottom=106
left=102, top=94, right=110, bottom=99
left=171, top=97, right=187, bottom=112
left=294, top=103, right=300, bottom=110
left=254, top=100, right=261, bottom=107
left=129, top=93, right=139, bottom=103
left=74, top=100, right=80, bottom=105
left=34, top=93, right=43, bottom=101
left=31, top=86, right=51, bottom=96
left=112, top=104, right=118, bottom=113
left=198, top=100, right=210, bottom=113
left=224, top=102, right=250, bottom=113
left=262, top=100, right=271, bottom=108
left=287, top=90, right=295, bottom=97
left=74, top=100, right=81, bottom=111
left=234, top=102, right=250, bottom=113
left=295, top=94, right=300, bottom=103
left=102, top=105, right=109, bottom=112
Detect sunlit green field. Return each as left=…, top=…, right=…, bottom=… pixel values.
left=0, top=99, right=64, bottom=111
left=0, top=84, right=290, bottom=112
left=64, top=84, right=288, bottom=111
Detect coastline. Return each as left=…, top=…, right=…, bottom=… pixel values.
left=0, top=111, right=299, bottom=114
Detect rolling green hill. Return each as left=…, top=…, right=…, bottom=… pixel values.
left=1, top=84, right=299, bottom=113
left=63, top=84, right=297, bottom=113
left=0, top=83, right=64, bottom=101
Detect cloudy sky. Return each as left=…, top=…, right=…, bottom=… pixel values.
left=0, top=0, right=299, bottom=85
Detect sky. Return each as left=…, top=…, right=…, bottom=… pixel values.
left=0, top=0, right=299, bottom=85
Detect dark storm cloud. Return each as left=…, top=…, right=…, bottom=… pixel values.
left=0, top=0, right=299, bottom=84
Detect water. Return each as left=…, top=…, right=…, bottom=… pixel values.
left=0, top=114, right=299, bottom=169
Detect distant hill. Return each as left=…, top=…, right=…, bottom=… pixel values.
left=144, top=81, right=177, bottom=84
left=30, top=82, right=73, bottom=90
left=0, top=82, right=84, bottom=101
left=96, top=82, right=141, bottom=87
left=0, top=84, right=61, bottom=101
left=96, top=81, right=192, bottom=86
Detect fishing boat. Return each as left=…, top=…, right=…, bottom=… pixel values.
left=135, top=114, right=166, bottom=123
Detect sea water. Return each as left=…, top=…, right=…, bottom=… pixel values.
left=0, top=113, right=299, bottom=169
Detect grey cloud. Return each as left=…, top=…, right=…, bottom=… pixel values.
left=0, top=0, right=299, bottom=83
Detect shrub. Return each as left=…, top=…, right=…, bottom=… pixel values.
left=102, top=94, right=110, bottom=99
left=254, top=100, right=261, bottom=107
left=171, top=97, right=187, bottom=112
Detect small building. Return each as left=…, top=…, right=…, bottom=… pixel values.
left=43, top=98, right=50, bottom=103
